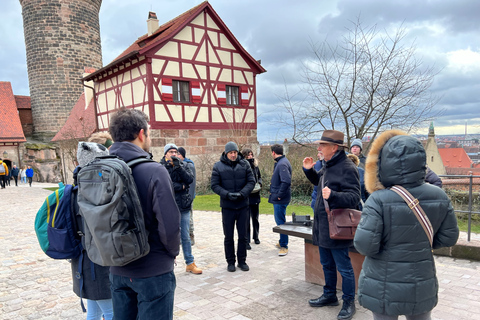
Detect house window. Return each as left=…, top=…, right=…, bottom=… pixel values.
left=226, top=85, right=239, bottom=105
left=173, top=80, right=190, bottom=102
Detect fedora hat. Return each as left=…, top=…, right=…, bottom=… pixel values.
left=319, top=130, right=346, bottom=147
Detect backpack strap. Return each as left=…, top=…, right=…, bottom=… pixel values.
left=126, top=157, right=155, bottom=168
left=390, top=185, right=433, bottom=247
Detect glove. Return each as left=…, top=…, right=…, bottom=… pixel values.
left=227, top=192, right=242, bottom=201
left=171, top=156, right=181, bottom=167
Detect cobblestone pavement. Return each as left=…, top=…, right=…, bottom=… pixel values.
left=1, top=183, right=479, bottom=319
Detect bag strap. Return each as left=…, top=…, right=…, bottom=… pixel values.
left=390, top=185, right=433, bottom=247
left=321, top=175, right=331, bottom=214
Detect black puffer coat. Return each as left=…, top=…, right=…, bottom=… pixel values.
left=354, top=130, right=459, bottom=316
left=211, top=152, right=255, bottom=210
left=160, top=157, right=194, bottom=212
left=304, top=150, right=360, bottom=248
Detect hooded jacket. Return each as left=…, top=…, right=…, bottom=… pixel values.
left=211, top=152, right=255, bottom=209
left=354, top=130, right=459, bottom=316
left=304, top=150, right=360, bottom=248
left=109, top=142, right=180, bottom=278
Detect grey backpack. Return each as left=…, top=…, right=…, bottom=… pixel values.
left=77, top=155, right=154, bottom=266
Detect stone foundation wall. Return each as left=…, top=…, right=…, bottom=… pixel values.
left=23, top=144, right=62, bottom=183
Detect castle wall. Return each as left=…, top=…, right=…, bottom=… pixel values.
left=20, top=0, right=103, bottom=141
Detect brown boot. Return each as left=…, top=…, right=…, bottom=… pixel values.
left=186, top=262, right=202, bottom=274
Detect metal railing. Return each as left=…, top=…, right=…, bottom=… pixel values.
left=439, top=173, right=480, bottom=241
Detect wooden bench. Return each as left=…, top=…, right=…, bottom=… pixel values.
left=273, top=224, right=365, bottom=291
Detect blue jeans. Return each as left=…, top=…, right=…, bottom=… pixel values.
left=22, top=176, right=26, bottom=184
left=86, top=299, right=113, bottom=320
left=110, top=271, right=176, bottom=320
left=273, top=204, right=288, bottom=248
left=181, top=210, right=194, bottom=265
left=319, top=246, right=355, bottom=301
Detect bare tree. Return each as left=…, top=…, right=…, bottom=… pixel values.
left=278, top=18, right=441, bottom=150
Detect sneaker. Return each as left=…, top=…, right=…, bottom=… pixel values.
left=227, top=264, right=236, bottom=272
left=186, top=262, right=202, bottom=274
left=246, top=243, right=251, bottom=250
left=254, top=239, right=260, bottom=245
left=237, top=262, right=249, bottom=271
left=275, top=242, right=281, bottom=248
left=278, top=247, right=288, bottom=256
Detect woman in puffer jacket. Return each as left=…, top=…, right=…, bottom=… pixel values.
left=354, top=130, right=459, bottom=320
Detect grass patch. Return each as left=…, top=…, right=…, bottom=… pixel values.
left=193, top=194, right=313, bottom=216
left=457, top=218, right=480, bottom=234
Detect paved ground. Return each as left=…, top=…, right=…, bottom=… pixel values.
left=1, top=182, right=479, bottom=320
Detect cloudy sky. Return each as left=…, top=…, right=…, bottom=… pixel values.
left=1, top=0, right=480, bottom=142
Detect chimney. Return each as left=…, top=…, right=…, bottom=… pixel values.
left=83, top=67, right=96, bottom=110
left=147, top=11, right=159, bottom=36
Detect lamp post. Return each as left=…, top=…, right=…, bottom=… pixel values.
left=2, top=151, right=7, bottom=159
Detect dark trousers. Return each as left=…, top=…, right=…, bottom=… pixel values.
left=110, top=271, right=176, bottom=320
left=222, top=206, right=249, bottom=265
left=5, top=176, right=10, bottom=186
left=319, top=246, right=355, bottom=301
left=27, top=177, right=33, bottom=186
left=247, top=204, right=260, bottom=242
left=13, top=176, right=18, bottom=186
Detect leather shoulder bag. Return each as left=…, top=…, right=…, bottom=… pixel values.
left=322, top=175, right=362, bottom=240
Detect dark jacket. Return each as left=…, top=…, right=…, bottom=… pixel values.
left=160, top=156, right=194, bottom=212
left=425, top=167, right=442, bottom=188
left=358, top=153, right=366, bottom=169
left=109, top=142, right=180, bottom=278
left=304, top=151, right=360, bottom=248
left=354, top=130, right=459, bottom=316
left=246, top=158, right=262, bottom=205
left=11, top=167, right=20, bottom=177
left=268, top=155, right=292, bottom=205
left=211, top=152, right=255, bottom=210
left=183, top=158, right=196, bottom=202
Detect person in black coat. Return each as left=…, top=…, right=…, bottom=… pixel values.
left=161, top=143, right=202, bottom=275
left=303, top=130, right=360, bottom=320
left=211, top=142, right=255, bottom=272
left=241, top=148, right=262, bottom=248
left=11, top=165, right=19, bottom=187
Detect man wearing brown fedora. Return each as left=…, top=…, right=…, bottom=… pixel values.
left=303, top=130, right=361, bottom=320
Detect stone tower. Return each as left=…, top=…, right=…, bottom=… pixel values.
left=19, top=0, right=103, bottom=141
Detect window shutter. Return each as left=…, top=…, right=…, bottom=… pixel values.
left=241, top=86, right=249, bottom=106
left=217, top=84, right=226, bottom=105
left=191, top=81, right=201, bottom=103
left=161, top=79, right=173, bottom=102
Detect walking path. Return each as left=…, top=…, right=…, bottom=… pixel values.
left=1, top=183, right=479, bottom=319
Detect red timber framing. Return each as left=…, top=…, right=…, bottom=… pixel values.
left=83, top=2, right=266, bottom=132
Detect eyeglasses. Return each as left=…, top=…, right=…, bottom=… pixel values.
left=167, top=150, right=178, bottom=154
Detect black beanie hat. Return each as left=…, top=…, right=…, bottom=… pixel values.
left=178, top=147, right=186, bottom=158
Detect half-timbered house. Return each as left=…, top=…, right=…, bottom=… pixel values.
left=83, top=1, right=266, bottom=160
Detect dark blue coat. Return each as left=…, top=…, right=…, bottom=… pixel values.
left=304, top=151, right=360, bottom=248
left=268, top=155, right=292, bottom=205
left=11, top=167, right=20, bottom=177
left=160, top=156, right=194, bottom=212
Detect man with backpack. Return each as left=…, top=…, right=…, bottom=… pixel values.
left=106, top=109, right=180, bottom=320
left=0, top=158, right=8, bottom=189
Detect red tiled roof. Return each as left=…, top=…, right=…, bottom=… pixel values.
left=0, top=81, right=26, bottom=143
left=14, top=95, right=31, bottom=109
left=51, top=93, right=96, bottom=142
left=438, top=148, right=473, bottom=168
left=85, top=1, right=265, bottom=81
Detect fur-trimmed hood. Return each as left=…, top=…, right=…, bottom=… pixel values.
left=365, top=130, right=426, bottom=193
